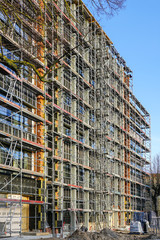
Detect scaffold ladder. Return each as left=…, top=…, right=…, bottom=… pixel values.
left=6, top=78, right=17, bottom=101
left=5, top=140, right=17, bottom=166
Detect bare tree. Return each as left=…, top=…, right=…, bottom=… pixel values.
left=0, top=0, right=125, bottom=83
left=150, top=155, right=160, bottom=214
left=0, top=0, right=99, bottom=82
left=85, top=0, right=126, bottom=16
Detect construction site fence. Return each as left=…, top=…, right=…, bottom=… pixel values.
left=150, top=217, right=160, bottom=234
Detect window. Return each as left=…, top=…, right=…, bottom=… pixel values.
left=90, top=113, right=95, bottom=122
left=79, top=69, right=84, bottom=78
left=110, top=125, right=114, bottom=137
left=64, top=56, right=71, bottom=66
left=64, top=94, right=71, bottom=106
left=79, top=105, right=84, bottom=114
left=79, top=135, right=84, bottom=143
left=0, top=11, right=7, bottom=22
left=79, top=168, right=84, bottom=182
left=92, top=80, right=95, bottom=87
left=15, top=23, right=21, bottom=35
left=65, top=128, right=71, bottom=136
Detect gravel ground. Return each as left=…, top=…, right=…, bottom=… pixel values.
left=1, top=229, right=160, bottom=240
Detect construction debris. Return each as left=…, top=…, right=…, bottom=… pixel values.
left=64, top=228, right=160, bottom=240
left=65, top=228, right=140, bottom=240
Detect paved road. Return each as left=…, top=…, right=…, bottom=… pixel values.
left=0, top=234, right=53, bottom=240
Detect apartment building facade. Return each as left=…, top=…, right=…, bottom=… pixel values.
left=0, top=0, right=151, bottom=236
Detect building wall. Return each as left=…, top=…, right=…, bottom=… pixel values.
left=0, top=0, right=151, bottom=236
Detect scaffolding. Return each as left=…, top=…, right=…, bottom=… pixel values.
left=0, top=0, right=151, bottom=237
left=95, top=31, right=151, bottom=228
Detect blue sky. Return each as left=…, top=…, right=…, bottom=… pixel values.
left=84, top=0, right=160, bottom=160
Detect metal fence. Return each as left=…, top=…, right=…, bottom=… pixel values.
left=150, top=217, right=160, bottom=234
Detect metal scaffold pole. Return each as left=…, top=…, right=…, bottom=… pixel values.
left=0, top=0, right=151, bottom=237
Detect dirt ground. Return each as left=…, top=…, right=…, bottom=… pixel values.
left=37, top=228, right=160, bottom=240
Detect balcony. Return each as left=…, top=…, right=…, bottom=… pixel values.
left=0, top=149, right=33, bottom=171
left=64, top=103, right=71, bottom=113
left=0, top=74, right=36, bottom=108
left=0, top=121, right=37, bottom=143
left=0, top=21, right=40, bottom=63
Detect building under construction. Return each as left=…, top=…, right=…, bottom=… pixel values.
left=0, top=0, right=151, bottom=237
